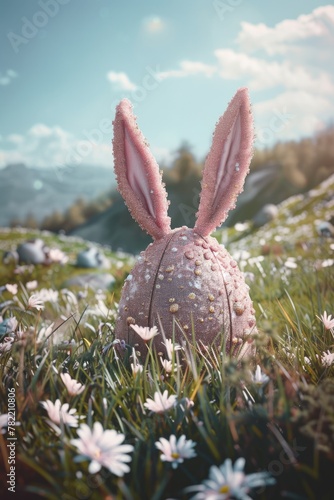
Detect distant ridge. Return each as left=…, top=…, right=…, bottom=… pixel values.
left=0, top=163, right=115, bottom=226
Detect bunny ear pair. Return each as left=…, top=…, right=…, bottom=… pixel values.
left=112, top=88, right=253, bottom=239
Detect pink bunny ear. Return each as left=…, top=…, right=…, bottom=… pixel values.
left=113, top=99, right=171, bottom=240
left=194, top=88, right=253, bottom=237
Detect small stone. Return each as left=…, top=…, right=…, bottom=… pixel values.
left=158, top=274, right=164, bottom=280
left=208, top=294, right=215, bottom=302
left=202, top=242, right=209, bottom=249
left=195, top=259, right=202, bottom=266
left=167, top=278, right=172, bottom=282
left=233, top=302, right=245, bottom=316
left=183, top=325, right=189, bottom=330
left=166, top=265, right=174, bottom=273
left=169, top=304, right=179, bottom=313
left=185, top=251, right=194, bottom=260
left=230, top=260, right=237, bottom=268
left=211, top=264, right=219, bottom=271
left=248, top=318, right=256, bottom=327
left=204, top=252, right=211, bottom=260
left=171, top=247, right=177, bottom=252
left=169, top=298, right=175, bottom=303
left=188, top=292, right=196, bottom=299
left=209, top=306, right=215, bottom=313
left=126, top=316, right=135, bottom=325
left=156, top=284, right=161, bottom=289
left=194, top=269, right=202, bottom=276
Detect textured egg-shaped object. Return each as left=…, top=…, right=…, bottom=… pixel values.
left=113, top=88, right=256, bottom=361
left=115, top=227, right=255, bottom=359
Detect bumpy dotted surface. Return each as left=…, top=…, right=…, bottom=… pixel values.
left=115, top=227, right=256, bottom=360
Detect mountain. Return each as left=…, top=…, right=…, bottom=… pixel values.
left=0, top=163, right=115, bottom=226
left=71, top=163, right=302, bottom=254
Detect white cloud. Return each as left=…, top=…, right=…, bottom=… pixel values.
left=0, top=124, right=112, bottom=169
left=253, top=90, right=334, bottom=146
left=0, top=69, right=18, bottom=86
left=143, top=16, right=164, bottom=34
left=107, top=71, right=137, bottom=91
left=237, top=5, right=334, bottom=55
left=214, top=48, right=334, bottom=95
left=157, top=60, right=216, bottom=80
left=105, top=7, right=333, bottom=148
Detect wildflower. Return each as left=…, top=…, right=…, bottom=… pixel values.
left=252, top=365, right=269, bottom=386
left=26, top=280, right=38, bottom=290
left=160, top=357, right=176, bottom=373
left=183, top=398, right=194, bottom=410
left=60, top=373, right=86, bottom=396
left=130, top=324, right=159, bottom=342
left=0, top=414, right=8, bottom=433
left=144, top=390, right=177, bottom=413
left=162, top=338, right=182, bottom=360
left=319, top=311, right=334, bottom=330
left=41, top=399, right=79, bottom=427
left=0, top=337, right=14, bottom=354
left=5, top=284, right=18, bottom=295
left=37, top=322, right=55, bottom=342
left=49, top=248, right=68, bottom=264
left=0, top=412, right=20, bottom=433
left=284, top=259, right=297, bottom=269
left=71, top=422, right=133, bottom=475
left=321, top=350, right=334, bottom=367
left=189, top=457, right=275, bottom=499
left=36, top=288, right=59, bottom=303
left=155, top=434, right=196, bottom=469
left=28, top=294, right=44, bottom=311
left=131, top=361, right=143, bottom=375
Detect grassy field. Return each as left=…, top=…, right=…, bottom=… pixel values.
left=0, top=176, right=334, bottom=499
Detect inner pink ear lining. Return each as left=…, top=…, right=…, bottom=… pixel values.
left=212, top=111, right=242, bottom=213
left=124, top=125, right=157, bottom=219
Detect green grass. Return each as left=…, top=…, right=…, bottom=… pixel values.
left=0, top=176, right=334, bottom=498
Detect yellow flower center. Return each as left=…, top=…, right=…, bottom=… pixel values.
left=93, top=449, right=101, bottom=459
left=171, top=452, right=180, bottom=459
left=219, top=485, right=230, bottom=494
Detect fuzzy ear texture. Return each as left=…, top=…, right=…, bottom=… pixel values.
left=113, top=99, right=171, bottom=240
left=195, top=88, right=253, bottom=237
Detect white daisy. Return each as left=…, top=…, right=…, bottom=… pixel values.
left=319, top=311, right=334, bottom=330
left=0, top=414, right=8, bottom=434
left=60, top=373, right=86, bottom=396
left=189, top=457, right=275, bottom=499
left=162, top=338, right=182, bottom=360
left=252, top=365, right=269, bottom=386
left=321, top=350, right=334, bottom=367
left=5, top=284, right=18, bottom=295
left=144, top=390, right=177, bottom=413
left=28, top=294, right=44, bottom=311
left=131, top=362, right=143, bottom=375
left=155, top=434, right=196, bottom=469
left=0, top=337, right=14, bottom=354
left=41, top=399, right=79, bottom=427
left=130, top=324, right=159, bottom=342
left=71, top=422, right=133, bottom=475
left=26, top=280, right=38, bottom=290
left=160, top=357, right=176, bottom=373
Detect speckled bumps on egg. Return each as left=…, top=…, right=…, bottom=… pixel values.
left=112, top=88, right=256, bottom=360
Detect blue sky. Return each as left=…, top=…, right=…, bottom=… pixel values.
left=0, top=0, right=333, bottom=171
